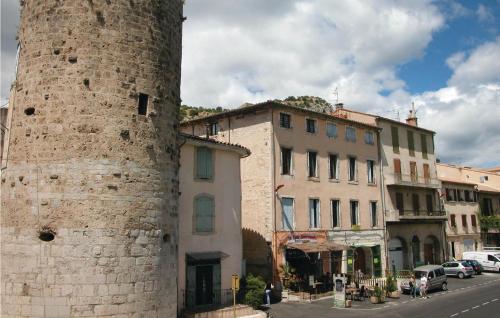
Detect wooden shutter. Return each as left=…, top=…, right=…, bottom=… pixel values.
left=421, top=134, right=428, bottom=159
left=282, top=198, right=294, bottom=230
left=423, top=164, right=430, bottom=183
left=407, top=131, right=415, bottom=156
left=391, top=126, right=399, bottom=153
left=410, top=161, right=417, bottom=182
left=195, top=196, right=214, bottom=232
left=196, top=147, right=213, bottom=179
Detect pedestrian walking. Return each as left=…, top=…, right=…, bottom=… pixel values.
left=420, top=275, right=428, bottom=299
left=409, top=275, right=417, bottom=298
left=265, top=281, right=273, bottom=307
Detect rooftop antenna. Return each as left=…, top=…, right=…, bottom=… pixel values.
left=333, top=87, right=339, bottom=104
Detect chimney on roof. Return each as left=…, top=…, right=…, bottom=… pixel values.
left=406, top=102, right=418, bottom=127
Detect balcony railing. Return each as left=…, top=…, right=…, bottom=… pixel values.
left=387, top=173, right=440, bottom=188
left=396, top=209, right=447, bottom=219
left=181, top=289, right=239, bottom=312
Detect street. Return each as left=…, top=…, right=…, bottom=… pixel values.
left=269, top=272, right=500, bottom=318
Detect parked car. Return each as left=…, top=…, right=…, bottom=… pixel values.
left=460, top=259, right=483, bottom=275
left=400, top=265, right=447, bottom=294
left=462, top=251, right=500, bottom=272
left=442, top=261, right=474, bottom=278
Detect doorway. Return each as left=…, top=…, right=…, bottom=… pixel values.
left=195, top=265, right=213, bottom=306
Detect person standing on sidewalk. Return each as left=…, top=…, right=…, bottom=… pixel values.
left=265, top=281, right=273, bottom=307
left=409, top=275, right=417, bottom=298
left=420, top=275, right=428, bottom=299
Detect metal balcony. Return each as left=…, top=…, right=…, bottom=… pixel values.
left=394, top=209, right=447, bottom=221
left=386, top=173, right=441, bottom=189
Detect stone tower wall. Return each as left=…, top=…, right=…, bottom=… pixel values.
left=1, top=0, right=182, bottom=317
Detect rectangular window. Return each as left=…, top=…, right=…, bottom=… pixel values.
left=464, top=190, right=471, bottom=202
left=394, top=158, right=402, bottom=181
left=473, top=191, right=478, bottom=202
left=482, top=198, right=493, bottom=216
left=408, top=130, right=415, bottom=157
left=328, top=154, right=339, bottom=180
left=346, top=127, right=356, bottom=142
left=364, top=131, right=374, bottom=145
left=326, top=122, right=337, bottom=138
left=281, top=147, right=292, bottom=175
left=138, top=93, right=148, bottom=115
left=208, top=122, right=218, bottom=136
left=370, top=201, right=377, bottom=227
left=195, top=147, right=213, bottom=180
left=446, top=188, right=453, bottom=201
left=280, top=113, right=291, bottom=128
left=194, top=196, right=214, bottom=233
left=391, top=126, right=399, bottom=153
left=309, top=198, right=320, bottom=228
left=421, top=134, right=428, bottom=159
left=282, top=197, right=294, bottom=231
left=426, top=194, right=433, bottom=212
left=367, top=160, right=375, bottom=184
left=410, top=161, right=417, bottom=183
left=307, top=151, right=318, bottom=178
left=450, top=214, right=456, bottom=227
left=306, top=118, right=317, bottom=133
left=331, top=200, right=340, bottom=228
left=412, top=193, right=420, bottom=213
left=423, top=164, right=430, bottom=184
left=350, top=201, right=359, bottom=226
left=458, top=190, right=465, bottom=202
left=348, top=156, right=357, bottom=182
left=396, top=192, right=404, bottom=214
left=471, top=215, right=477, bottom=227
left=461, top=215, right=467, bottom=227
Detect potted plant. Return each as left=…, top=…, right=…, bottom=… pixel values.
left=370, top=286, right=385, bottom=304
left=385, top=274, right=400, bottom=298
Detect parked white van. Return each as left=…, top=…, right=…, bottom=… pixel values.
left=462, top=251, right=500, bottom=272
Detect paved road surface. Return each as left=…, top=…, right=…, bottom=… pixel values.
left=269, top=272, right=500, bottom=318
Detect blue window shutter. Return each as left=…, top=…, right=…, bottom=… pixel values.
left=282, top=198, right=294, bottom=230
left=196, top=147, right=213, bottom=179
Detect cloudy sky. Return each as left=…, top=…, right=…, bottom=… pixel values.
left=1, top=1, right=499, bottom=167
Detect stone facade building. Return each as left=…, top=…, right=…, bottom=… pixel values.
left=1, top=1, right=183, bottom=317
left=334, top=106, right=447, bottom=271
left=178, top=134, right=249, bottom=313
left=181, top=101, right=387, bottom=283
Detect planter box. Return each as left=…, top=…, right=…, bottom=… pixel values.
left=389, top=291, right=400, bottom=298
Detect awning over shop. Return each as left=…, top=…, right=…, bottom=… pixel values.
left=186, top=251, right=229, bottom=261
left=287, top=241, right=348, bottom=253
left=350, top=242, right=378, bottom=248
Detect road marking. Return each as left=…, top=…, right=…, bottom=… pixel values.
left=450, top=314, right=458, bottom=317
left=482, top=301, right=490, bottom=305
left=402, top=301, right=408, bottom=304
left=492, top=299, right=498, bottom=302
left=461, top=309, right=469, bottom=313
left=472, top=306, right=480, bottom=309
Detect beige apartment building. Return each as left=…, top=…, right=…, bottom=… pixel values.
left=437, top=164, right=482, bottom=259
left=437, top=163, right=500, bottom=249
left=181, top=101, right=387, bottom=283
left=334, top=106, right=447, bottom=271
left=178, top=134, right=250, bottom=313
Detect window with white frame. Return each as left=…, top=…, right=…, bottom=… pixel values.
left=350, top=200, right=359, bottom=226
left=331, top=200, right=340, bottom=228
left=348, top=156, right=357, bottom=181
left=329, top=154, right=339, bottom=180
left=346, top=126, right=356, bottom=142
left=194, top=195, right=215, bottom=233
left=370, top=201, right=377, bottom=227
left=326, top=122, right=337, bottom=138
left=282, top=197, right=294, bottom=231
left=364, top=131, right=374, bottom=145
left=309, top=198, right=320, bottom=228
left=307, top=151, right=318, bottom=178
left=367, top=160, right=375, bottom=184
left=306, top=118, right=317, bottom=133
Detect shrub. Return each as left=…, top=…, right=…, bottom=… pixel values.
left=386, top=274, right=397, bottom=293
left=243, top=274, right=266, bottom=308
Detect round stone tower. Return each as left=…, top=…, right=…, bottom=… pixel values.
left=1, top=0, right=182, bottom=316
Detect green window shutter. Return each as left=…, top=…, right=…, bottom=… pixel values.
left=347, top=249, right=353, bottom=274
left=391, top=126, right=399, bottom=153
left=195, top=196, right=214, bottom=232
left=371, top=246, right=382, bottom=277
left=421, top=134, right=428, bottom=159
left=407, top=131, right=415, bottom=156
left=196, top=147, right=213, bottom=179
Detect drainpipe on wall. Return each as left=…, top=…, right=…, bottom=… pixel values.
left=377, top=127, right=389, bottom=274
left=270, top=108, right=278, bottom=285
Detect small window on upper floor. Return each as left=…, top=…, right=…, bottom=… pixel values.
left=195, top=147, right=213, bottom=180
left=208, top=122, right=218, bottom=136
left=364, top=131, right=374, bottom=145
left=194, top=195, right=215, bottom=233
left=306, top=118, right=317, bottom=134
left=138, top=93, right=148, bottom=115
left=326, top=122, right=337, bottom=138
left=280, top=113, right=291, bottom=129
left=346, top=126, right=356, bottom=142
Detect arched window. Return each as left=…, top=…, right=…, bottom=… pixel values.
left=194, top=195, right=215, bottom=233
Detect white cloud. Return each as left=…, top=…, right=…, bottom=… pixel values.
left=476, top=4, right=494, bottom=23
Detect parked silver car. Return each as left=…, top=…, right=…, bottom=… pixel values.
left=400, top=265, right=448, bottom=293
left=442, top=261, right=474, bottom=278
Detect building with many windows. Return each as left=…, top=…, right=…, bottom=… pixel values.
left=181, top=101, right=387, bottom=283
left=334, top=105, right=447, bottom=271
left=178, top=134, right=250, bottom=313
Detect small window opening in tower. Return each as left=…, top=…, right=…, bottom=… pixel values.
left=24, top=107, right=35, bottom=116
left=39, top=229, right=55, bottom=242
left=138, top=93, right=149, bottom=115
